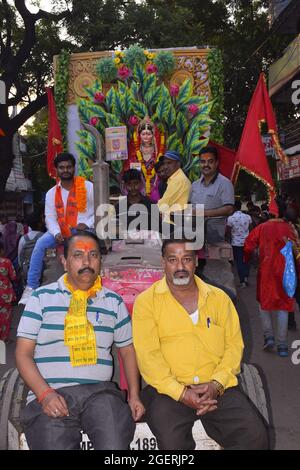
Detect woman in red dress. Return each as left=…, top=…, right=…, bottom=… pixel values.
left=0, top=241, right=17, bottom=341
left=244, top=216, right=296, bottom=356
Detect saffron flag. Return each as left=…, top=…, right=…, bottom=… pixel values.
left=232, top=73, right=286, bottom=216
left=47, top=87, right=63, bottom=179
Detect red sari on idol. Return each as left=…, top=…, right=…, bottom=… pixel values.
left=123, top=127, right=165, bottom=201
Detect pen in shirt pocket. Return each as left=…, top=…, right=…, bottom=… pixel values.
left=207, top=317, right=211, bottom=328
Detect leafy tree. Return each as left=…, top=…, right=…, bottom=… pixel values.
left=0, top=0, right=71, bottom=198
left=23, top=108, right=52, bottom=203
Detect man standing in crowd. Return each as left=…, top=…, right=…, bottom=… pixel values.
left=133, top=237, right=268, bottom=450
left=19, top=152, right=94, bottom=305
left=227, top=199, right=252, bottom=288
left=244, top=209, right=296, bottom=357
left=16, top=231, right=144, bottom=450
left=189, top=146, right=234, bottom=243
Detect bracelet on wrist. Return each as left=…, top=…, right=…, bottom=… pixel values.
left=38, top=387, right=55, bottom=404
left=211, top=380, right=225, bottom=397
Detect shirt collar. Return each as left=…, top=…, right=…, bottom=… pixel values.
left=168, top=168, right=182, bottom=181
left=200, top=171, right=219, bottom=185
left=155, top=275, right=212, bottom=308
left=58, top=274, right=106, bottom=300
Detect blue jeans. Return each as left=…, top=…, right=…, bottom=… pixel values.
left=27, top=231, right=56, bottom=289
left=259, top=305, right=288, bottom=348
left=232, top=245, right=250, bottom=283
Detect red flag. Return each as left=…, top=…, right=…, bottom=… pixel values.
left=232, top=74, right=285, bottom=216
left=209, top=140, right=237, bottom=180
left=47, top=87, right=63, bottom=179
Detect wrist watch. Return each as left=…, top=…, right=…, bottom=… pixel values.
left=211, top=380, right=225, bottom=397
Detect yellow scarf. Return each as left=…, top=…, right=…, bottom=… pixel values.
left=64, top=274, right=102, bottom=367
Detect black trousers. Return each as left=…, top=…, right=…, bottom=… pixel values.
left=21, top=382, right=135, bottom=450
left=141, top=385, right=269, bottom=450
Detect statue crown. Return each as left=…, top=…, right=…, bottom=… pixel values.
left=138, top=115, right=154, bottom=133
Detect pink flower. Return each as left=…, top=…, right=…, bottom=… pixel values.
left=89, top=116, right=99, bottom=127
left=118, top=65, right=131, bottom=80
left=128, top=115, right=139, bottom=126
left=188, top=104, right=199, bottom=116
left=146, top=63, right=158, bottom=74
left=94, top=92, right=105, bottom=104
left=170, top=84, right=179, bottom=97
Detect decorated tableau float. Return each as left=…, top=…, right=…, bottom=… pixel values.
left=49, top=45, right=237, bottom=298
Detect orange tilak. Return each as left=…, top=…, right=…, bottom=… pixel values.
left=74, top=241, right=95, bottom=252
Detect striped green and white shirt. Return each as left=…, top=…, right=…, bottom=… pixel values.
left=17, top=275, right=132, bottom=403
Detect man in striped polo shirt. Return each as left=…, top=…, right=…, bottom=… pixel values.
left=16, top=231, right=144, bottom=450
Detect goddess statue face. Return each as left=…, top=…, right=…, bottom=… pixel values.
left=140, top=129, right=153, bottom=146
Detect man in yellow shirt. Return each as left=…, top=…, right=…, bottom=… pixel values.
left=157, top=150, right=191, bottom=217
left=132, top=238, right=268, bottom=450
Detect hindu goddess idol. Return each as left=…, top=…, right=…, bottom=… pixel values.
left=123, top=116, right=165, bottom=201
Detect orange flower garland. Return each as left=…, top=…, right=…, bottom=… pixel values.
left=133, top=130, right=165, bottom=196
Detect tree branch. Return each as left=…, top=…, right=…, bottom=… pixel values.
left=35, top=8, right=71, bottom=22
left=0, top=0, right=13, bottom=68
left=10, top=92, right=48, bottom=132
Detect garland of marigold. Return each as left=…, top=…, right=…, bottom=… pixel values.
left=133, top=131, right=165, bottom=195
left=74, top=176, right=87, bottom=212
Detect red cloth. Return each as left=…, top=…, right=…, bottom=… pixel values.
left=208, top=140, right=237, bottom=180
left=232, top=74, right=286, bottom=217
left=46, top=88, right=63, bottom=179
left=0, top=256, right=16, bottom=341
left=0, top=257, right=16, bottom=305
left=244, top=220, right=296, bottom=311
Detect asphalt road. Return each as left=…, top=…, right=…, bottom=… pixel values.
left=1, top=266, right=300, bottom=450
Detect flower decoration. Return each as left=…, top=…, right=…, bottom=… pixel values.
left=146, top=63, right=158, bottom=74
left=96, top=57, right=117, bottom=83
left=118, top=65, right=131, bottom=80
left=94, top=92, right=105, bottom=104
left=128, top=115, right=139, bottom=126
left=124, top=45, right=147, bottom=69
left=170, top=84, right=179, bottom=97
left=114, top=57, right=121, bottom=65
left=89, top=116, right=99, bottom=127
left=153, top=51, right=176, bottom=78
left=188, top=104, right=199, bottom=116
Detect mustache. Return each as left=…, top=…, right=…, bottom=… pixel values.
left=174, top=270, right=189, bottom=276
left=78, top=267, right=95, bottom=275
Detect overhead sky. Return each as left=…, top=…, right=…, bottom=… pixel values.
left=25, top=0, right=55, bottom=13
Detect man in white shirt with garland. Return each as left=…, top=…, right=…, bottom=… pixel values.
left=19, top=152, right=94, bottom=305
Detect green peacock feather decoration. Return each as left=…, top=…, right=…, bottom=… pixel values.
left=75, top=45, right=213, bottom=182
